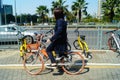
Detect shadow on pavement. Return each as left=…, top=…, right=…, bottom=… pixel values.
left=53, top=67, right=64, bottom=75
left=39, top=68, right=54, bottom=75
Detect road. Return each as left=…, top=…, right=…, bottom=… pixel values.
left=0, top=49, right=120, bottom=80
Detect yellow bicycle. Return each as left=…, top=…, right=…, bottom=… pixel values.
left=73, top=28, right=92, bottom=59
left=16, top=31, right=33, bottom=60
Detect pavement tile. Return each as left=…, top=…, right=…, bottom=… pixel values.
left=0, top=49, right=120, bottom=80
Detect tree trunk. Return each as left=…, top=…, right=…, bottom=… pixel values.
left=109, top=9, right=114, bottom=23
left=79, top=10, right=81, bottom=22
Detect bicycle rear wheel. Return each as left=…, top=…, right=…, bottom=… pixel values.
left=23, top=52, right=44, bottom=75
left=108, top=37, right=117, bottom=52
left=61, top=51, right=85, bottom=75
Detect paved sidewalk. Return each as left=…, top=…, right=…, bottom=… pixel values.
left=0, top=49, right=120, bottom=80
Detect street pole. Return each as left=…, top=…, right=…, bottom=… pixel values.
left=0, top=0, right=3, bottom=25
left=4, top=5, right=7, bottom=24
left=14, top=0, right=17, bottom=24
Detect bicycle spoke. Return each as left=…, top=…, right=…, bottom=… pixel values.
left=61, top=52, right=85, bottom=75
left=23, top=52, right=44, bottom=75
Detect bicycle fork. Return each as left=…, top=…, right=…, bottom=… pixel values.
left=77, top=37, right=91, bottom=58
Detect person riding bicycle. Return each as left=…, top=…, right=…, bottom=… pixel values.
left=46, top=7, right=68, bottom=66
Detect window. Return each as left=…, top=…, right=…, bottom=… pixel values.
left=7, top=27, right=16, bottom=32
left=0, top=27, right=6, bottom=32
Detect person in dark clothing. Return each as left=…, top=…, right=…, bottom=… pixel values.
left=46, top=7, right=68, bottom=66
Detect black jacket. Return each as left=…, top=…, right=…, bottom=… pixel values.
left=50, top=18, right=67, bottom=44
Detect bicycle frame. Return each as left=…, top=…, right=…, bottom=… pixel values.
left=111, top=33, right=120, bottom=50
left=77, top=36, right=89, bottom=52
left=74, top=28, right=89, bottom=52
left=105, top=28, right=120, bottom=54
left=19, top=39, right=27, bottom=57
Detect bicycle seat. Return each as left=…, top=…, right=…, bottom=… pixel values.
left=80, top=35, right=86, bottom=40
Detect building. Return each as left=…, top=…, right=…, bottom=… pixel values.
left=0, top=0, right=2, bottom=25
left=97, top=0, right=106, bottom=19
left=2, top=5, right=13, bottom=24
left=0, top=0, right=13, bottom=25
left=3, top=5, right=13, bottom=15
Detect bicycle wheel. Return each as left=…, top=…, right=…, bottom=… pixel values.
left=23, top=52, right=44, bottom=75
left=24, top=35, right=33, bottom=44
left=61, top=51, right=85, bottom=75
left=73, top=40, right=81, bottom=50
left=67, top=42, right=71, bottom=51
left=108, top=37, right=117, bottom=52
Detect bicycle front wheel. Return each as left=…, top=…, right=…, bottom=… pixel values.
left=67, top=42, right=71, bottom=51
left=61, top=51, right=85, bottom=75
left=73, top=40, right=81, bottom=50
left=108, top=37, right=117, bottom=52
left=23, top=52, right=44, bottom=75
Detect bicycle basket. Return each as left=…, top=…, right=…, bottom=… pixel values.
left=80, top=35, right=85, bottom=40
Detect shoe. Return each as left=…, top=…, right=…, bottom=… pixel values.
left=57, top=67, right=64, bottom=72
left=50, top=63, right=57, bottom=67
left=84, top=57, right=88, bottom=60
left=58, top=68, right=64, bottom=72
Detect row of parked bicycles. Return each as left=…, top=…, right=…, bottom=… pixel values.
left=16, top=27, right=120, bottom=75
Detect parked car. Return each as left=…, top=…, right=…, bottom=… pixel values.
left=0, top=24, right=36, bottom=44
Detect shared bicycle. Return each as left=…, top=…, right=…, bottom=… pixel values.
left=73, top=28, right=92, bottom=59
left=105, top=28, right=120, bottom=56
left=23, top=31, right=85, bottom=75
left=16, top=30, right=34, bottom=60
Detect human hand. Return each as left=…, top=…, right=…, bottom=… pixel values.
left=46, top=39, right=51, bottom=43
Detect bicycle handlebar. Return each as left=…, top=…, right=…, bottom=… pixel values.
left=74, top=28, right=79, bottom=36
left=40, top=29, right=53, bottom=43
left=16, top=30, right=25, bottom=41
left=104, top=28, right=118, bottom=34
left=45, top=28, right=54, bottom=35
left=16, top=30, right=22, bottom=36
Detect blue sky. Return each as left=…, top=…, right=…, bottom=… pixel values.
left=2, top=0, right=98, bottom=16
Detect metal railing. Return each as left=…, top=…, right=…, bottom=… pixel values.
left=0, top=24, right=120, bottom=50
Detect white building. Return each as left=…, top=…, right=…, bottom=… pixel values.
left=0, top=0, right=2, bottom=25
left=97, top=0, right=105, bottom=19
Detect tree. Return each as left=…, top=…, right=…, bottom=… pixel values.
left=102, top=0, right=120, bottom=22
left=31, top=15, right=38, bottom=24
left=83, top=14, right=99, bottom=23
left=36, top=5, right=49, bottom=23
left=71, top=0, right=88, bottom=22
left=51, top=0, right=68, bottom=14
left=2, top=14, right=15, bottom=24
left=51, top=0, right=69, bottom=22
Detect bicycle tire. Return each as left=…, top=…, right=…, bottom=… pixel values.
left=67, top=42, right=71, bottom=51
left=108, top=37, right=117, bottom=52
left=73, top=40, right=81, bottom=50
left=61, top=51, right=85, bottom=75
left=24, top=35, right=33, bottom=44
left=23, top=52, right=44, bottom=75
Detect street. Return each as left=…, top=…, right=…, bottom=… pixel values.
left=0, top=49, right=120, bottom=80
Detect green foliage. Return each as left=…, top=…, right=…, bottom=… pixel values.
left=1, top=14, right=15, bottom=24
left=102, top=0, right=120, bottom=22
left=36, top=5, right=49, bottom=23
left=51, top=0, right=68, bottom=16
left=71, top=0, right=88, bottom=22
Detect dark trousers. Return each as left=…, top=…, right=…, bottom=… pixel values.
left=46, top=42, right=67, bottom=63
left=46, top=43, right=56, bottom=63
